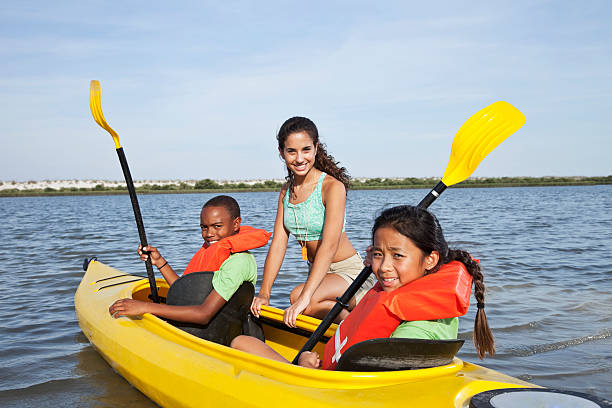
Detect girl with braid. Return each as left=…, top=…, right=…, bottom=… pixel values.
left=234, top=205, right=494, bottom=369
left=251, top=117, right=376, bottom=328
left=356, top=205, right=495, bottom=360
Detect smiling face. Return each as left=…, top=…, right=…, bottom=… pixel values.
left=200, top=205, right=240, bottom=245
left=279, top=131, right=318, bottom=177
left=371, top=226, right=439, bottom=292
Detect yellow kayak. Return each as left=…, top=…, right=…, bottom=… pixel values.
left=74, top=259, right=565, bottom=408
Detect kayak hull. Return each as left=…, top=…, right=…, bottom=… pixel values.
left=75, top=260, right=535, bottom=407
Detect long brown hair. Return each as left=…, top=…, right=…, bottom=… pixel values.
left=372, top=205, right=496, bottom=359
left=276, top=116, right=350, bottom=191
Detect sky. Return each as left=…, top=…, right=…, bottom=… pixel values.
left=1, top=1, right=611, bottom=182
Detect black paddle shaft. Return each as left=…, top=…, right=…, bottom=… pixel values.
left=291, top=265, right=373, bottom=364
left=116, top=147, right=160, bottom=303
left=418, top=181, right=447, bottom=208
left=291, top=180, right=447, bottom=364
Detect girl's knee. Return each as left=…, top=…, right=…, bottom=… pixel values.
left=289, top=285, right=304, bottom=304
left=309, top=289, right=337, bottom=306
left=304, top=298, right=329, bottom=315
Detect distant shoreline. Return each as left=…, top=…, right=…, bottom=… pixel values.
left=1, top=176, right=610, bottom=197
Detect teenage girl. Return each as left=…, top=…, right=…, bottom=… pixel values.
left=234, top=205, right=495, bottom=368
left=251, top=117, right=376, bottom=327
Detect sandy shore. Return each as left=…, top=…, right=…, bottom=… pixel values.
left=2, top=176, right=599, bottom=192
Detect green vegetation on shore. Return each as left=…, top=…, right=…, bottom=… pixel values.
left=1, top=176, right=610, bottom=197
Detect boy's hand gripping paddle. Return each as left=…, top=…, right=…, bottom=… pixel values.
left=292, top=101, right=526, bottom=364
left=89, top=80, right=160, bottom=303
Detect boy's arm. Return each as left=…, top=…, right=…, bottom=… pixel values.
left=110, top=253, right=254, bottom=324
left=164, top=253, right=255, bottom=323
left=146, top=253, right=255, bottom=323
left=138, top=244, right=180, bottom=285
left=109, top=291, right=226, bottom=325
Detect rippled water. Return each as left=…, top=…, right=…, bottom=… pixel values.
left=0, top=185, right=610, bottom=406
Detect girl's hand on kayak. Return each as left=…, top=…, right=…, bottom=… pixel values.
left=250, top=294, right=269, bottom=317
left=284, top=296, right=309, bottom=328
left=298, top=351, right=320, bottom=369
left=109, top=298, right=148, bottom=318
left=137, top=244, right=165, bottom=267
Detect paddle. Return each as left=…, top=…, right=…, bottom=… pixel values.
left=291, top=101, right=526, bottom=364
left=89, top=80, right=160, bottom=303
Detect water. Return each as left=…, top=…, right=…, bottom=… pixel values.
left=0, top=185, right=610, bottom=406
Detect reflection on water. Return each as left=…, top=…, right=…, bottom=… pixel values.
left=74, top=339, right=156, bottom=408
left=0, top=334, right=155, bottom=408
left=0, top=185, right=610, bottom=405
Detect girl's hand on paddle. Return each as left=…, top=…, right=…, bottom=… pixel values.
left=298, top=351, right=320, bottom=369
left=363, top=245, right=373, bottom=268
left=284, top=296, right=309, bottom=328
left=250, top=294, right=269, bottom=317
left=109, top=298, right=148, bottom=318
left=137, top=244, right=165, bottom=267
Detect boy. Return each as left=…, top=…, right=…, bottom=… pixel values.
left=109, top=195, right=270, bottom=326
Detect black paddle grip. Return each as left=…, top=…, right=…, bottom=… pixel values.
left=418, top=181, right=447, bottom=209
left=116, top=147, right=160, bottom=303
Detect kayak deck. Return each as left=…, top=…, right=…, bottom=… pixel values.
left=75, top=260, right=534, bottom=407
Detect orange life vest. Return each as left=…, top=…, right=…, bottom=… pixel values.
left=322, top=261, right=472, bottom=370
left=183, top=226, right=271, bottom=275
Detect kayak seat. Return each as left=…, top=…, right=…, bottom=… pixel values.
left=336, top=337, right=464, bottom=372
left=165, top=271, right=264, bottom=346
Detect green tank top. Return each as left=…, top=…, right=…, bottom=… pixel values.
left=283, top=172, right=346, bottom=241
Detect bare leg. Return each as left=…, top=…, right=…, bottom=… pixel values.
left=230, top=335, right=289, bottom=363
left=289, top=283, right=305, bottom=304
left=310, top=299, right=351, bottom=322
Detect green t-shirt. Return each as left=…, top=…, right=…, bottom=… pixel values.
left=390, top=317, right=458, bottom=340
left=211, top=252, right=257, bottom=301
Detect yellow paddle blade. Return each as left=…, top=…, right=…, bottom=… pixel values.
left=90, top=80, right=121, bottom=149
left=441, top=101, right=526, bottom=186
